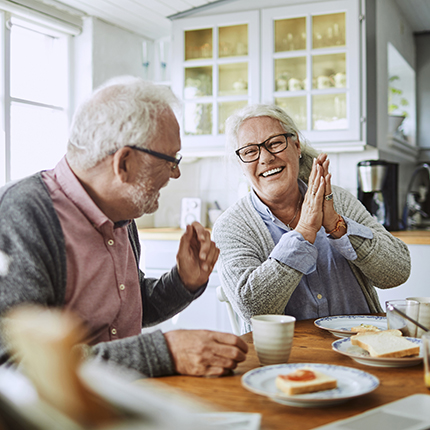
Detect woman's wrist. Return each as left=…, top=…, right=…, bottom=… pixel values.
left=295, top=225, right=318, bottom=244
left=325, top=215, right=347, bottom=238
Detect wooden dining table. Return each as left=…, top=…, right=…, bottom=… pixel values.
left=155, top=317, right=430, bottom=430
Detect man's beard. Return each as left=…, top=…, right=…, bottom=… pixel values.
left=126, top=179, right=160, bottom=218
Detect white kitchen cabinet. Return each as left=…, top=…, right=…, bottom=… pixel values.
left=171, top=1, right=363, bottom=154
left=261, top=0, right=361, bottom=146
left=139, top=239, right=233, bottom=334
left=171, top=0, right=417, bottom=159
left=171, top=10, right=260, bottom=156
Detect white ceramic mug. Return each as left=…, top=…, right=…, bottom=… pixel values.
left=288, top=78, right=302, bottom=91
left=333, top=72, right=346, bottom=88
left=316, top=75, right=332, bottom=89
left=407, top=297, right=430, bottom=337
left=251, top=315, right=295, bottom=366
left=277, top=78, right=288, bottom=91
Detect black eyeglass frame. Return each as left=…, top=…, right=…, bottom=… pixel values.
left=126, top=145, right=182, bottom=169
left=235, top=133, right=294, bottom=163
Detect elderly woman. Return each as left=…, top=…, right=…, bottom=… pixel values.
left=213, top=104, right=411, bottom=331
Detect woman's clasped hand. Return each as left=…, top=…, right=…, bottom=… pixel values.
left=295, top=153, right=346, bottom=243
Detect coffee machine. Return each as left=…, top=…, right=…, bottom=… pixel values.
left=357, top=160, right=399, bottom=231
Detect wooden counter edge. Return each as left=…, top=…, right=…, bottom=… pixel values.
left=390, top=230, right=430, bottom=245
left=138, top=227, right=430, bottom=245
left=138, top=227, right=213, bottom=241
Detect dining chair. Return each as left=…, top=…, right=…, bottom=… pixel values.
left=215, top=286, right=241, bottom=336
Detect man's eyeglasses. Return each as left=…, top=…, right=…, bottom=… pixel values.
left=235, top=133, right=293, bottom=163
left=127, top=145, right=182, bottom=170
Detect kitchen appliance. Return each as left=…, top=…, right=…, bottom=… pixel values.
left=180, top=198, right=204, bottom=229
left=402, top=163, right=430, bottom=229
left=357, top=160, right=399, bottom=231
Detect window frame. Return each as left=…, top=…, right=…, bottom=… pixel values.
left=0, top=11, right=74, bottom=186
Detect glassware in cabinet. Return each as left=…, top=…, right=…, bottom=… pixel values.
left=184, top=28, right=212, bottom=61
left=184, top=66, right=213, bottom=98
left=172, top=11, right=260, bottom=154
left=312, top=13, right=345, bottom=49
left=218, top=101, right=248, bottom=134
left=184, top=103, right=213, bottom=136
left=219, top=24, right=248, bottom=58
left=218, top=62, right=248, bottom=97
left=275, top=57, right=307, bottom=92
left=262, top=0, right=360, bottom=144
left=274, top=17, right=306, bottom=53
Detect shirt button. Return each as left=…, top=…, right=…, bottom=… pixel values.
left=119, top=284, right=125, bottom=291
left=317, top=294, right=323, bottom=299
left=108, top=239, right=114, bottom=246
left=111, top=328, right=117, bottom=335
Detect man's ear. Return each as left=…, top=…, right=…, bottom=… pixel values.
left=112, top=147, right=134, bottom=183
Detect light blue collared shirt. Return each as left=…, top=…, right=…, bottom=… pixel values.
left=251, top=180, right=373, bottom=320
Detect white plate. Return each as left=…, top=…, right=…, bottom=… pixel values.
left=314, top=315, right=387, bottom=338
left=332, top=337, right=423, bottom=367
left=241, top=363, right=379, bottom=408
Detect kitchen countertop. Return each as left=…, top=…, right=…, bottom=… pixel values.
left=138, top=228, right=430, bottom=245
left=390, top=230, right=430, bottom=245
left=138, top=228, right=184, bottom=241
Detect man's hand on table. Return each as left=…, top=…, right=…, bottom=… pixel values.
left=164, top=330, right=248, bottom=376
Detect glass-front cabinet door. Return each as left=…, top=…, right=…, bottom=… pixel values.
left=262, top=0, right=361, bottom=147
left=172, top=11, right=260, bottom=155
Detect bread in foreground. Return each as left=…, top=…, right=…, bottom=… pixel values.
left=276, top=367, right=337, bottom=395
left=350, top=330, right=420, bottom=358
left=350, top=323, right=381, bottom=333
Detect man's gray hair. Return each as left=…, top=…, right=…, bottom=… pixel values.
left=67, top=76, right=180, bottom=170
left=225, top=104, right=319, bottom=183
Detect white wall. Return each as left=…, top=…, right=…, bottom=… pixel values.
left=416, top=33, right=430, bottom=160
left=73, top=17, right=152, bottom=110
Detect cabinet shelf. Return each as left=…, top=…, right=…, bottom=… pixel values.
left=172, top=10, right=259, bottom=153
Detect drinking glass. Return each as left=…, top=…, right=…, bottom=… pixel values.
left=386, top=299, right=420, bottom=337
left=423, top=332, right=430, bottom=390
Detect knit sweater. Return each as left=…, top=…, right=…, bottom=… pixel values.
left=213, top=185, right=411, bottom=326
left=0, top=173, right=199, bottom=377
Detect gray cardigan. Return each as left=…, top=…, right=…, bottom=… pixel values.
left=213, top=185, right=411, bottom=326
left=0, top=173, right=199, bottom=376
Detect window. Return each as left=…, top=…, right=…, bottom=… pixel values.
left=0, top=15, right=70, bottom=185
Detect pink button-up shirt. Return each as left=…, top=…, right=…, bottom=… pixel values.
left=42, top=157, right=142, bottom=345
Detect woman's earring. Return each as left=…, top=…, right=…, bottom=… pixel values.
left=299, top=154, right=302, bottom=159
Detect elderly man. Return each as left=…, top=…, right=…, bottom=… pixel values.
left=0, top=77, right=247, bottom=377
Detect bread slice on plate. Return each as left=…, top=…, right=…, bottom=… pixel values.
left=350, top=330, right=420, bottom=358
left=350, top=323, right=381, bottom=333
left=275, top=367, right=337, bottom=396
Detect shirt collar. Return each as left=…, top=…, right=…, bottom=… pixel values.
left=250, top=179, right=308, bottom=223
left=53, top=156, right=130, bottom=230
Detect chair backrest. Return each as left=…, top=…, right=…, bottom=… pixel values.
left=215, top=286, right=241, bottom=336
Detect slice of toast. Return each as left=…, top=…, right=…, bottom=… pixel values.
left=350, top=330, right=419, bottom=358
left=275, top=367, right=337, bottom=396
left=352, top=329, right=402, bottom=337
left=350, top=323, right=381, bottom=333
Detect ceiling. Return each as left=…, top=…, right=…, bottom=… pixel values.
left=52, top=0, right=230, bottom=40
left=53, top=0, right=430, bottom=40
